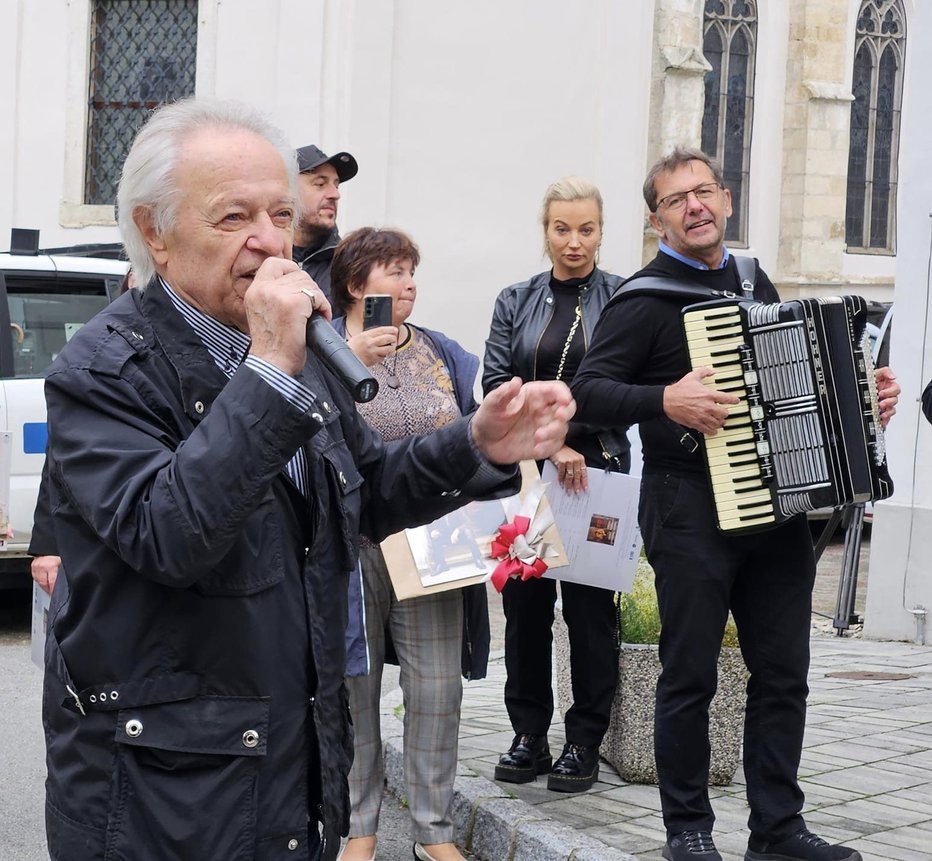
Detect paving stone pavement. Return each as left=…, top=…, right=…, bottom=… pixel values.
left=381, top=634, right=932, bottom=861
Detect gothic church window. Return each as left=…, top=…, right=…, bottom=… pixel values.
left=701, top=0, right=757, bottom=246
left=84, top=0, right=198, bottom=205
left=845, top=0, right=906, bottom=252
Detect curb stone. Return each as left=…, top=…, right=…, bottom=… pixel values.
left=380, top=687, right=639, bottom=861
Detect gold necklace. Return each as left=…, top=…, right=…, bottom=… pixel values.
left=555, top=305, right=582, bottom=382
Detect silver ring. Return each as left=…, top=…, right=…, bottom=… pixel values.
left=300, top=287, right=317, bottom=307
left=566, top=470, right=575, bottom=476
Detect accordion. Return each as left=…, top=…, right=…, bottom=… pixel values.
left=682, top=295, right=893, bottom=534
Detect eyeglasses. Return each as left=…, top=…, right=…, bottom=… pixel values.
left=656, top=181, right=723, bottom=213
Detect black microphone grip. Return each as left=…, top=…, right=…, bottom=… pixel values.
left=305, top=315, right=380, bottom=403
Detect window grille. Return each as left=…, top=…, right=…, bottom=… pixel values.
left=84, top=0, right=198, bottom=206
left=845, top=0, right=906, bottom=253
left=701, top=0, right=757, bottom=246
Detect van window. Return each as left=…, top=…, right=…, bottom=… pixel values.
left=5, top=277, right=110, bottom=377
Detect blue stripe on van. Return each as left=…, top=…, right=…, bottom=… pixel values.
left=23, top=422, right=48, bottom=454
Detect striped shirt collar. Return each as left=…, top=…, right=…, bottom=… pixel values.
left=659, top=241, right=731, bottom=271
left=157, top=277, right=312, bottom=498
left=159, top=277, right=250, bottom=377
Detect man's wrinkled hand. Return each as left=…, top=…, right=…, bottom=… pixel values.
left=245, top=258, right=331, bottom=376
left=471, top=378, right=575, bottom=465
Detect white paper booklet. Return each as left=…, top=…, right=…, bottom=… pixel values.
left=541, top=461, right=643, bottom=593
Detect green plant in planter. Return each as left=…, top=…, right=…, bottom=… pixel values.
left=618, top=557, right=740, bottom=648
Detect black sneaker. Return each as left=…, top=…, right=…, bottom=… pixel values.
left=745, top=829, right=862, bottom=861
left=494, top=733, right=551, bottom=784
left=663, top=831, right=722, bottom=860
left=546, top=742, right=599, bottom=793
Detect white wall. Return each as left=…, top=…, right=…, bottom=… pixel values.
left=0, top=1, right=100, bottom=245
left=325, top=0, right=655, bottom=359
left=864, top=0, right=932, bottom=642
left=0, top=1, right=20, bottom=242
left=0, top=0, right=653, bottom=362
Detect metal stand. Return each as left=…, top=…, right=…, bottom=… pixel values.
left=812, top=503, right=867, bottom=636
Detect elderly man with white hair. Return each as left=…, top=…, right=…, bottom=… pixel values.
left=39, top=97, right=574, bottom=861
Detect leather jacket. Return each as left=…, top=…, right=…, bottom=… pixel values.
left=483, top=268, right=630, bottom=471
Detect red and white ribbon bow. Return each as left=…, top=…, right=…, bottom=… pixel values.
left=490, top=483, right=555, bottom=592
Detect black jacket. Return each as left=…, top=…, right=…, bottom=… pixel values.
left=295, top=227, right=340, bottom=303
left=483, top=267, right=630, bottom=470
left=41, top=282, right=518, bottom=861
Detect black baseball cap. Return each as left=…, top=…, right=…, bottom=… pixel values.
left=295, top=145, right=358, bottom=183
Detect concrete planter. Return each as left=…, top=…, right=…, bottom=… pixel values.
left=554, top=609, right=748, bottom=785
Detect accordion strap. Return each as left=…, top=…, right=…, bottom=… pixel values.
left=734, top=255, right=757, bottom=299
left=611, top=255, right=758, bottom=304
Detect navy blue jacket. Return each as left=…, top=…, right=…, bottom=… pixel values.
left=42, top=283, right=517, bottom=861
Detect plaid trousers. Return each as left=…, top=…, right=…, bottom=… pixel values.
left=345, top=545, right=464, bottom=844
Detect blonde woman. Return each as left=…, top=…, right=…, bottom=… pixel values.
left=483, top=176, right=628, bottom=794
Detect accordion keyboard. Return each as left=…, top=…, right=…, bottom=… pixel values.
left=683, top=305, right=776, bottom=531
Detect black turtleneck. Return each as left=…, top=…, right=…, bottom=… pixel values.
left=535, top=270, right=593, bottom=383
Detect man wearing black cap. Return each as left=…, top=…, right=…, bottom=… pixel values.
left=294, top=144, right=359, bottom=304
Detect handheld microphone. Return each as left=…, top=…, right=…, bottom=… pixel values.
left=305, top=315, right=380, bottom=403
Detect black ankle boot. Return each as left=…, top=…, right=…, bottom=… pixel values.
left=494, top=733, right=551, bottom=783
left=546, top=742, right=599, bottom=792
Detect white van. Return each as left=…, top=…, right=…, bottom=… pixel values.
left=0, top=238, right=127, bottom=587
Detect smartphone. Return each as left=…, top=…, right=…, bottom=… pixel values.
left=363, top=294, right=393, bottom=330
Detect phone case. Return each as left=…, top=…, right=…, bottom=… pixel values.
left=363, top=294, right=393, bottom=329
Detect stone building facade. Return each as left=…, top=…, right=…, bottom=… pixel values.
left=645, top=0, right=905, bottom=303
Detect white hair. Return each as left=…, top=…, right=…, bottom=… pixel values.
left=117, top=98, right=299, bottom=287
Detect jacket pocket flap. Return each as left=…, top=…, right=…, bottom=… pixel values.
left=114, top=695, right=270, bottom=757
left=322, top=441, right=363, bottom=495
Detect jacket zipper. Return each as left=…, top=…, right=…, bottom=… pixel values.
left=531, top=291, right=557, bottom=382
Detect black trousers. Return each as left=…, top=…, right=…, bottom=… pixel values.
left=639, top=471, right=813, bottom=841
left=501, top=575, right=618, bottom=747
